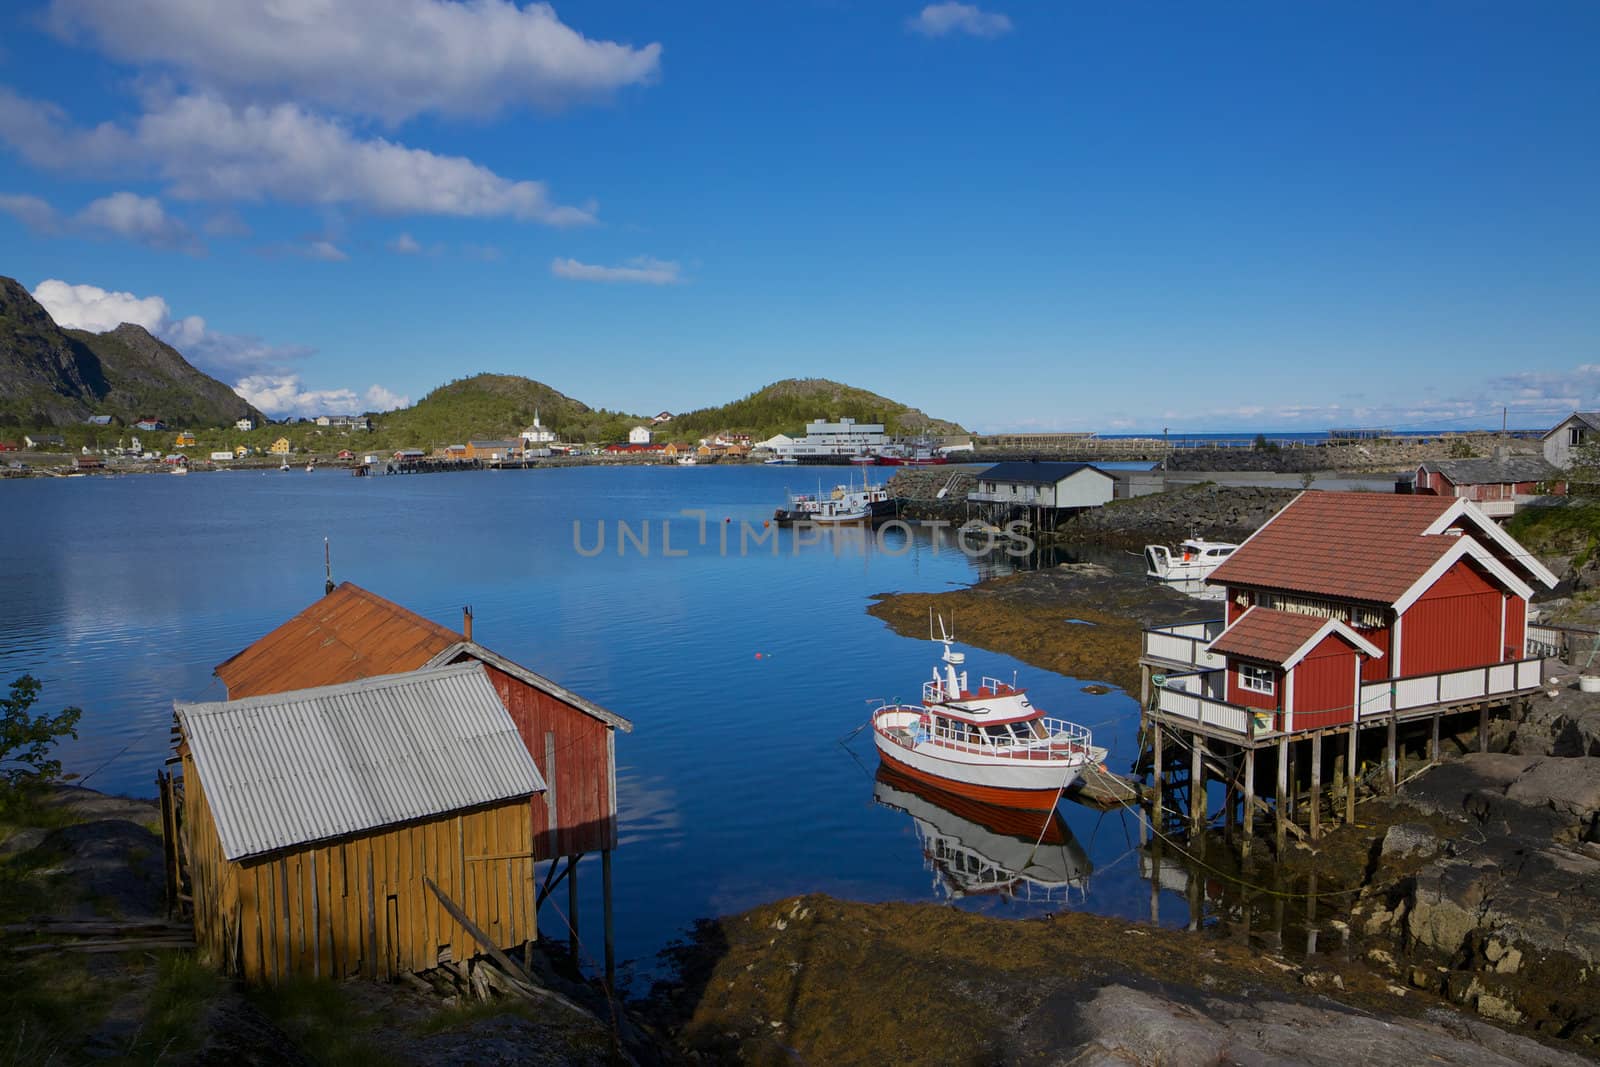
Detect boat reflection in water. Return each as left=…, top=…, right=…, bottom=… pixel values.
left=873, top=765, right=1092, bottom=904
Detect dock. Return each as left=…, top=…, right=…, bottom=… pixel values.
left=1068, top=762, right=1144, bottom=809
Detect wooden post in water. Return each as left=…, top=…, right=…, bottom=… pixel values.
left=567, top=855, right=580, bottom=961
left=1479, top=706, right=1490, bottom=753
left=1242, top=747, right=1255, bottom=857
left=1152, top=720, right=1165, bottom=828
left=1431, top=713, right=1441, bottom=763
left=1346, top=725, right=1359, bottom=823
left=601, top=849, right=615, bottom=990
left=1189, top=733, right=1205, bottom=837
left=1275, top=735, right=1289, bottom=855
left=1309, top=731, right=1322, bottom=842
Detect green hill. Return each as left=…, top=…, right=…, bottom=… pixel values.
left=664, top=378, right=966, bottom=441
left=369, top=373, right=640, bottom=449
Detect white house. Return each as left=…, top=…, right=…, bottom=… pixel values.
left=1543, top=412, right=1600, bottom=469
left=968, top=461, right=1115, bottom=509
left=651, top=411, right=674, bottom=423
left=754, top=433, right=794, bottom=453
left=628, top=426, right=653, bottom=445
left=771, top=418, right=888, bottom=461
left=235, top=417, right=256, bottom=432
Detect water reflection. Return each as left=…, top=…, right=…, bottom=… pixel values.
left=872, top=765, right=1092, bottom=904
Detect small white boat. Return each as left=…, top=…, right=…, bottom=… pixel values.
left=305, top=462, right=315, bottom=473
left=170, top=465, right=189, bottom=476
left=1144, top=538, right=1239, bottom=582
left=676, top=456, right=697, bottom=466
left=279, top=459, right=290, bottom=471
left=774, top=476, right=893, bottom=526
left=763, top=457, right=798, bottom=466
left=871, top=619, right=1105, bottom=811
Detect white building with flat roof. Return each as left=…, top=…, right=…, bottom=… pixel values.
left=771, top=417, right=887, bottom=460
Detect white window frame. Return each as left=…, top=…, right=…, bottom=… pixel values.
left=1237, top=663, right=1275, bottom=695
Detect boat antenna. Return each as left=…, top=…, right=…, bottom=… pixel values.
left=323, top=537, right=334, bottom=595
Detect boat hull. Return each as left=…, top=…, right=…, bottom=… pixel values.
left=871, top=709, right=1090, bottom=811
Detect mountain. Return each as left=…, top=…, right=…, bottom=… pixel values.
left=664, top=378, right=966, bottom=441
left=0, top=275, right=263, bottom=428
left=369, top=373, right=641, bottom=448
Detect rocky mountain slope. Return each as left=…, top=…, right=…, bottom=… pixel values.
left=0, top=275, right=261, bottom=428
left=664, top=377, right=966, bottom=441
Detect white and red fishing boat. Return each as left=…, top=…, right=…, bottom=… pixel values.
left=871, top=619, right=1106, bottom=811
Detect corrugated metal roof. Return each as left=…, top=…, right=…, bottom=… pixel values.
left=976, top=461, right=1108, bottom=486
left=177, top=662, right=546, bottom=861
left=1420, top=456, right=1560, bottom=485
left=215, top=582, right=462, bottom=698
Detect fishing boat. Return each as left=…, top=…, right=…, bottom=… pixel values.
left=875, top=441, right=947, bottom=466
left=873, top=764, right=1091, bottom=902
left=773, top=476, right=894, bottom=526
left=676, top=456, right=697, bottom=466
left=1143, top=538, right=1239, bottom=582
left=871, top=619, right=1105, bottom=810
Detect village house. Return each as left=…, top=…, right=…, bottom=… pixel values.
left=393, top=447, right=426, bottom=461
left=235, top=417, right=256, bottom=432
left=134, top=418, right=167, bottom=431
left=628, top=425, right=653, bottom=445
left=968, top=461, right=1115, bottom=509
left=174, top=663, right=546, bottom=981
left=234, top=445, right=252, bottom=458
left=520, top=413, right=558, bottom=445
left=1409, top=452, right=1563, bottom=518
left=199, top=583, right=633, bottom=980
left=1543, top=411, right=1600, bottom=469
left=268, top=437, right=292, bottom=455
left=465, top=440, right=521, bottom=461
left=315, top=414, right=372, bottom=430
left=84, top=414, right=114, bottom=427
left=1140, top=491, right=1557, bottom=846
left=174, top=431, right=197, bottom=448
left=651, top=411, right=674, bottom=423
left=23, top=433, right=64, bottom=449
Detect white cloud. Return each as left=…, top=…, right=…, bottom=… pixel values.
left=47, top=0, right=662, bottom=123
left=388, top=232, right=421, bottom=254
left=31, top=277, right=311, bottom=379
left=907, top=3, right=1013, bottom=38
left=0, top=192, right=61, bottom=232
left=551, top=255, right=681, bottom=285
left=0, top=88, right=595, bottom=224
left=301, top=239, right=348, bottom=262
left=233, top=374, right=410, bottom=417
left=203, top=208, right=250, bottom=236
left=76, top=191, right=199, bottom=252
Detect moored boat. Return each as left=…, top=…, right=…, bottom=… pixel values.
left=871, top=620, right=1105, bottom=810
left=773, top=476, right=895, bottom=526
left=1144, top=538, right=1239, bottom=582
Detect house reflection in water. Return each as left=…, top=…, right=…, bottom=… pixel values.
left=873, top=765, right=1092, bottom=903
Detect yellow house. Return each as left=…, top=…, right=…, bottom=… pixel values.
left=268, top=438, right=291, bottom=455
left=174, top=431, right=197, bottom=448
left=234, top=445, right=251, bottom=458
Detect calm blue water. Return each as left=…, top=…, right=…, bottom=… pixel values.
left=2, top=465, right=1189, bottom=985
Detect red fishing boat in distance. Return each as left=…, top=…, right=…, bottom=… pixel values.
left=871, top=617, right=1106, bottom=811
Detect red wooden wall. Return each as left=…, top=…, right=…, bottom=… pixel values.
left=1288, top=634, right=1357, bottom=729
left=1226, top=663, right=1281, bottom=712
left=475, top=662, right=617, bottom=858
left=1504, top=595, right=1526, bottom=658
left=1400, top=558, right=1502, bottom=676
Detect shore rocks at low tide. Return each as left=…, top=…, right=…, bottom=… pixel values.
left=1060, top=484, right=1297, bottom=545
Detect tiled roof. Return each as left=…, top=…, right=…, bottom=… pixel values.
left=1207, top=608, right=1378, bottom=666
left=976, top=461, right=1107, bottom=486
left=178, top=663, right=544, bottom=860
left=216, top=583, right=462, bottom=698
left=1208, top=492, right=1459, bottom=604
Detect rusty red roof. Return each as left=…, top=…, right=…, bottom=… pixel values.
left=216, top=582, right=462, bottom=699
left=1207, top=607, right=1381, bottom=666
left=1207, top=492, right=1461, bottom=605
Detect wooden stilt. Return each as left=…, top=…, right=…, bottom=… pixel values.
left=1275, top=735, right=1288, bottom=855
left=1152, top=720, right=1165, bottom=827
left=601, top=849, right=614, bottom=990
left=1386, top=715, right=1398, bottom=794
left=1479, top=705, right=1490, bottom=753
left=1190, top=733, right=1205, bottom=837
left=1431, top=713, right=1441, bottom=763
left=1345, top=725, right=1358, bottom=823
left=1309, top=731, right=1322, bottom=842
left=567, top=855, right=580, bottom=960
left=1242, top=747, right=1255, bottom=857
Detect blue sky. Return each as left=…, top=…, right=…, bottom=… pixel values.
left=1, top=2, right=1596, bottom=433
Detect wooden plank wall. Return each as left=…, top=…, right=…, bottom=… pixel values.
left=183, top=754, right=537, bottom=983
left=481, top=664, right=617, bottom=857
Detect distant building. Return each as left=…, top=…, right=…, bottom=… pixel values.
left=84, top=414, right=114, bottom=427
left=1411, top=453, right=1564, bottom=518
left=209, top=451, right=234, bottom=462
left=628, top=426, right=653, bottom=445
left=174, top=431, right=197, bottom=448
left=234, top=445, right=251, bottom=458
left=520, top=412, right=558, bottom=445
left=235, top=417, right=256, bottom=432
left=23, top=434, right=64, bottom=449
left=466, top=440, right=522, bottom=461
left=969, top=461, right=1115, bottom=510
left=315, top=414, right=371, bottom=430
left=754, top=433, right=794, bottom=453
left=771, top=418, right=887, bottom=461
left=1543, top=412, right=1600, bottom=469
left=651, top=411, right=674, bottom=423
left=393, top=448, right=426, bottom=461
left=73, top=455, right=103, bottom=470
left=267, top=437, right=292, bottom=455
left=134, top=418, right=167, bottom=431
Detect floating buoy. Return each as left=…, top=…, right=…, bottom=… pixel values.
left=755, top=652, right=763, bottom=659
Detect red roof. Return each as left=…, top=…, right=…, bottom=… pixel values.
left=1208, top=492, right=1460, bottom=605
left=216, top=583, right=461, bottom=699
left=1207, top=608, right=1376, bottom=665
